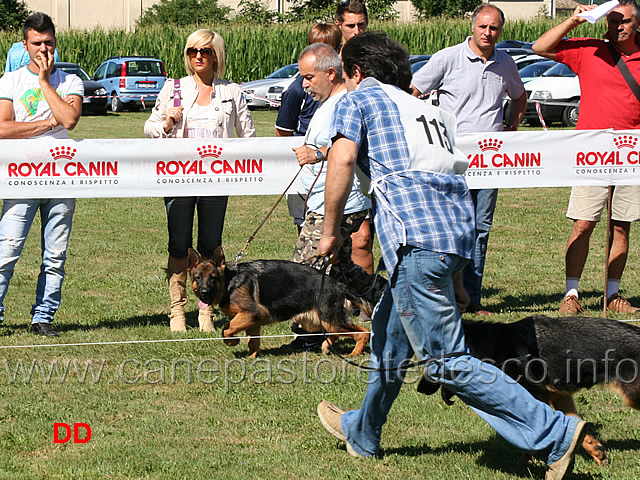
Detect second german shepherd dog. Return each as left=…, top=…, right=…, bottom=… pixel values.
left=418, top=315, right=640, bottom=466
left=187, top=247, right=371, bottom=358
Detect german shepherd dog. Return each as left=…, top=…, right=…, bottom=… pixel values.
left=187, top=247, right=371, bottom=358
left=418, top=315, right=640, bottom=465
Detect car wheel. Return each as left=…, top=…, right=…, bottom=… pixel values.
left=561, top=103, right=579, bottom=128
left=111, top=93, right=124, bottom=113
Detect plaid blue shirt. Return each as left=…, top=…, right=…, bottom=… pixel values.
left=331, top=80, right=475, bottom=275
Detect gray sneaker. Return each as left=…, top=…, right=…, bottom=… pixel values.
left=546, top=419, right=587, bottom=480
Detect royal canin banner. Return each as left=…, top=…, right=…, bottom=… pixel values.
left=0, top=129, right=639, bottom=199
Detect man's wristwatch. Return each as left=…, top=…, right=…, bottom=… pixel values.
left=313, top=148, right=324, bottom=162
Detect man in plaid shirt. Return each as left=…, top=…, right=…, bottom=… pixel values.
left=316, top=32, right=586, bottom=480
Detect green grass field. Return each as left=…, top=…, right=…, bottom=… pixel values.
left=0, top=108, right=638, bottom=479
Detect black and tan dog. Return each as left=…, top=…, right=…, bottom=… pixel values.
left=418, top=315, right=640, bottom=465
left=187, top=247, right=371, bottom=358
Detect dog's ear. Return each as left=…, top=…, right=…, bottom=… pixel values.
left=212, top=246, right=226, bottom=268
left=187, top=248, right=201, bottom=270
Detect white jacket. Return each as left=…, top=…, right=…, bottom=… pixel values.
left=144, top=75, right=256, bottom=139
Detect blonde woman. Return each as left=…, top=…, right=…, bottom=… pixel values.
left=145, top=29, right=256, bottom=333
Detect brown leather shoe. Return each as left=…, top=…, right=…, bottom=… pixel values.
left=559, top=295, right=584, bottom=315
left=465, top=304, right=494, bottom=315
left=606, top=293, right=639, bottom=313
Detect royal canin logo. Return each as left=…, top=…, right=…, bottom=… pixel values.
left=613, top=135, right=638, bottom=149
left=467, top=137, right=541, bottom=170
left=8, top=145, right=118, bottom=178
left=197, top=145, right=223, bottom=159
left=156, top=145, right=262, bottom=176
left=50, top=147, right=76, bottom=161
left=477, top=139, right=503, bottom=152
left=576, top=134, right=640, bottom=166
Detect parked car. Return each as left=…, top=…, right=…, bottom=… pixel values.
left=525, top=62, right=580, bottom=127
left=241, top=64, right=299, bottom=109
left=496, top=40, right=535, bottom=57
left=518, top=59, right=557, bottom=83
left=54, top=62, right=108, bottom=115
left=92, top=56, right=166, bottom=112
left=410, top=55, right=431, bottom=74
left=502, top=57, right=555, bottom=124
left=513, top=53, right=546, bottom=72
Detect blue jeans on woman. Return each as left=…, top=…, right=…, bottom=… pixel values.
left=0, top=198, right=75, bottom=324
left=340, top=245, right=580, bottom=464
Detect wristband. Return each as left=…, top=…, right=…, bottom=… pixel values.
left=48, top=118, right=55, bottom=130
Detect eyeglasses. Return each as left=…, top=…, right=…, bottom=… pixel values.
left=187, top=47, right=214, bottom=59
left=338, top=0, right=364, bottom=8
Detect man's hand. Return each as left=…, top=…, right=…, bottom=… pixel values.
left=533, top=3, right=597, bottom=59
left=292, top=145, right=322, bottom=166
left=34, top=49, right=55, bottom=85
left=318, top=230, right=344, bottom=264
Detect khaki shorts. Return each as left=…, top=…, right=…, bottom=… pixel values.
left=566, top=185, right=640, bottom=222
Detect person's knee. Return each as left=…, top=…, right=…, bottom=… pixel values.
left=572, top=219, right=596, bottom=237
left=351, top=227, right=371, bottom=250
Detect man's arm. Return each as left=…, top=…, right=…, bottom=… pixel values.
left=505, top=91, right=527, bottom=131
left=317, top=135, right=358, bottom=262
left=532, top=4, right=595, bottom=59
left=0, top=99, right=56, bottom=138
left=36, top=51, right=82, bottom=130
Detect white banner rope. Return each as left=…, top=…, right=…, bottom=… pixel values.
left=2, top=128, right=640, bottom=198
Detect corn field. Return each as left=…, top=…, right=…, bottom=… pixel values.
left=0, top=19, right=607, bottom=83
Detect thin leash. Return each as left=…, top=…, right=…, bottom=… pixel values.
left=233, top=165, right=303, bottom=265
left=233, top=147, right=324, bottom=266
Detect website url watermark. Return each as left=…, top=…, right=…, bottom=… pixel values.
left=2, top=349, right=637, bottom=392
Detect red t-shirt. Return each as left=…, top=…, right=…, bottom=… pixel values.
left=555, top=34, right=640, bottom=130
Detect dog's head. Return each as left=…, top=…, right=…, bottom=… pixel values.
left=187, top=246, right=227, bottom=307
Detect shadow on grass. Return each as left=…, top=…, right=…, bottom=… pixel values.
left=382, top=434, right=619, bottom=478
left=479, top=288, right=640, bottom=316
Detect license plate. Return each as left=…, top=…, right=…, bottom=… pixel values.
left=138, top=83, right=155, bottom=89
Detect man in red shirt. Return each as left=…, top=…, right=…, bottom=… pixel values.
left=534, top=0, right=640, bottom=314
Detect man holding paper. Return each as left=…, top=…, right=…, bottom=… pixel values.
left=533, top=0, right=640, bottom=315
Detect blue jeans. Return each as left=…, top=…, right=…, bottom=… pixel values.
left=0, top=199, right=75, bottom=324
left=340, top=246, right=580, bottom=464
left=164, top=196, right=228, bottom=259
left=464, top=188, right=498, bottom=305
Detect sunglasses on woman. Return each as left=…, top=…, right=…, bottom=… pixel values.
left=187, top=47, right=214, bottom=58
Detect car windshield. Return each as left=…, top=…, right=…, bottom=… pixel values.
left=125, top=60, right=164, bottom=77
left=519, top=61, right=556, bottom=79
left=541, top=63, right=576, bottom=77
left=56, top=65, right=91, bottom=81
left=267, top=64, right=298, bottom=79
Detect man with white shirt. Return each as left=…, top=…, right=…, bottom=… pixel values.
left=0, top=12, right=83, bottom=336
left=286, top=42, right=384, bottom=351
left=411, top=4, right=526, bottom=315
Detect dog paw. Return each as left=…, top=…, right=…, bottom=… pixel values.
left=223, top=337, right=240, bottom=346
